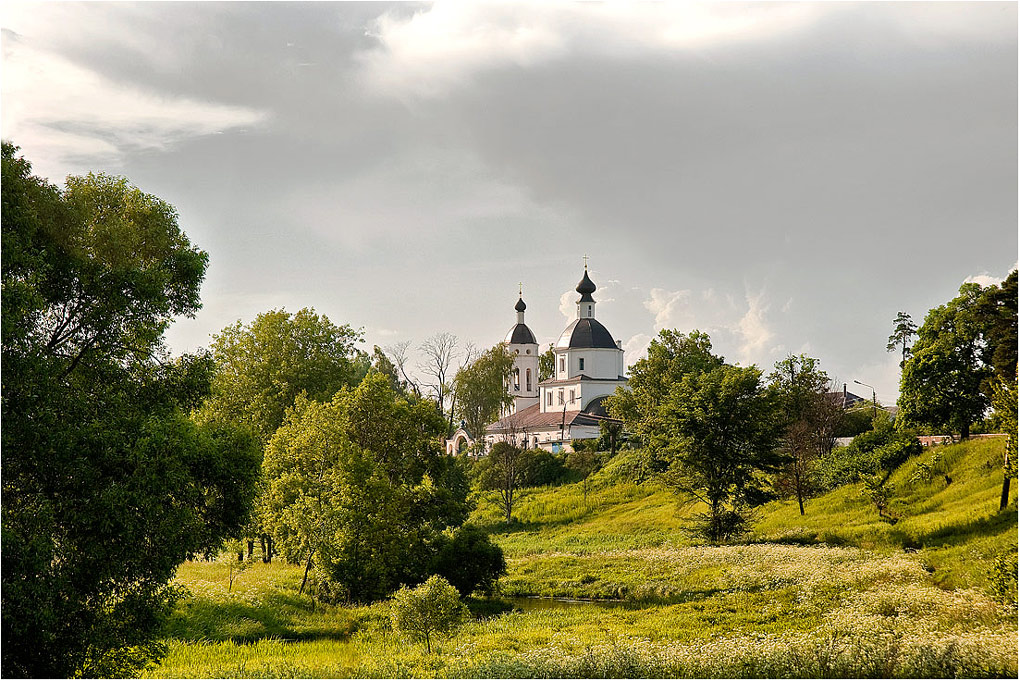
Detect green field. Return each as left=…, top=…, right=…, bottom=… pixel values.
left=145, top=438, right=1018, bottom=678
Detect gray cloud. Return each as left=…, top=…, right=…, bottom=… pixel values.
left=2, top=1, right=1015, bottom=403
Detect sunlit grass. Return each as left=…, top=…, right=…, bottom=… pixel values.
left=146, top=438, right=1018, bottom=678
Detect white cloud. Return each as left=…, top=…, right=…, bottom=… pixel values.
left=559, top=289, right=576, bottom=324
left=623, top=333, right=653, bottom=370
left=735, top=287, right=775, bottom=363
left=644, top=288, right=690, bottom=330
left=964, top=263, right=1016, bottom=288
left=357, top=1, right=825, bottom=98
left=1, top=31, right=265, bottom=179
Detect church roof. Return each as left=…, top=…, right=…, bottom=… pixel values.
left=556, top=317, right=617, bottom=349
left=515, top=296, right=527, bottom=312
left=505, top=322, right=537, bottom=345
left=485, top=397, right=620, bottom=434
left=576, top=269, right=596, bottom=303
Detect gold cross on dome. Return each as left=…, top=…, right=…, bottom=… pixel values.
left=583, top=254, right=589, bottom=269
left=518, top=282, right=523, bottom=296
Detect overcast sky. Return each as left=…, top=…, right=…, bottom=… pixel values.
left=3, top=1, right=1016, bottom=403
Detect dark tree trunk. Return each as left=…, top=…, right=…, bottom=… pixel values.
left=299, top=550, right=314, bottom=595
left=247, top=539, right=254, bottom=560
left=1001, top=474, right=1012, bottom=511
left=797, top=492, right=805, bottom=516
left=961, top=422, right=970, bottom=440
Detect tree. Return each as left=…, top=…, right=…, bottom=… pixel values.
left=196, top=307, right=370, bottom=562
left=887, top=312, right=918, bottom=368
left=658, top=363, right=784, bottom=541
left=606, top=330, right=723, bottom=453
left=262, top=373, right=482, bottom=603
left=418, top=332, right=460, bottom=432
left=370, top=345, right=403, bottom=392
left=991, top=378, right=1017, bottom=510
left=2, top=143, right=260, bottom=677
left=198, top=307, right=369, bottom=444
left=386, top=340, right=422, bottom=397
left=539, top=344, right=555, bottom=381
left=453, top=343, right=515, bottom=440
left=768, top=355, right=843, bottom=515
left=476, top=426, right=530, bottom=523
left=428, top=525, right=507, bottom=597
left=898, top=283, right=991, bottom=439
left=390, top=576, right=469, bottom=654
left=599, top=418, right=624, bottom=459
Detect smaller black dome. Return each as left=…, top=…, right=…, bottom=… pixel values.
left=505, top=323, right=537, bottom=345
left=515, top=297, right=527, bottom=312
left=576, top=269, right=596, bottom=303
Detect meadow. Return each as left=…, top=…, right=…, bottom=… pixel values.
left=146, top=438, right=1017, bottom=678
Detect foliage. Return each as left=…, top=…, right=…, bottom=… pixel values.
left=1, top=143, right=260, bottom=677
left=887, top=311, right=918, bottom=368
left=453, top=343, right=514, bottom=440
left=538, top=345, right=555, bottom=382
left=475, top=441, right=529, bottom=523
left=262, top=373, right=479, bottom=603
left=899, top=273, right=1018, bottom=439
left=990, top=378, right=1018, bottom=510
left=197, top=308, right=368, bottom=444
left=768, top=355, right=843, bottom=515
left=428, top=525, right=507, bottom=597
left=835, top=403, right=878, bottom=438
left=816, top=417, right=921, bottom=491
left=606, top=330, right=723, bottom=458
left=987, top=549, right=1018, bottom=607
left=659, top=362, right=785, bottom=541
left=390, top=576, right=469, bottom=654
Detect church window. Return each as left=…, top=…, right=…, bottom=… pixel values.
left=557, top=389, right=564, bottom=405
left=579, top=357, right=585, bottom=371
left=547, top=392, right=553, bottom=406
left=559, top=355, right=565, bottom=373
left=526, top=368, right=532, bottom=391
left=569, top=389, right=575, bottom=403
left=513, top=368, right=520, bottom=391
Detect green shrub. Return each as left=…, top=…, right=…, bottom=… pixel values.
left=390, top=575, right=468, bottom=654
left=988, top=549, right=1018, bottom=606
left=429, top=524, right=506, bottom=597
left=817, top=425, right=921, bottom=490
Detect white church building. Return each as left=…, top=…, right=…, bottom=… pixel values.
left=481, top=266, right=628, bottom=453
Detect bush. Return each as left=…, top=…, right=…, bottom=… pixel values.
left=988, top=549, right=1018, bottom=606
left=390, top=575, right=468, bottom=654
left=429, top=524, right=506, bottom=597
left=816, top=424, right=921, bottom=490
left=522, top=449, right=568, bottom=486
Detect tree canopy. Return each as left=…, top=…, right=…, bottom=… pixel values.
left=197, top=307, right=370, bottom=444
left=453, top=343, right=514, bottom=440
left=262, top=372, right=495, bottom=603
left=897, top=277, right=1017, bottom=439
left=1, top=143, right=260, bottom=677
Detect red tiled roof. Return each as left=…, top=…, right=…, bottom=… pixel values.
left=485, top=403, right=603, bottom=433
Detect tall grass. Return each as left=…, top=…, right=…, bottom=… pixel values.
left=145, top=438, right=1017, bottom=678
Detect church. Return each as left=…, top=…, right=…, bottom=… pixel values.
left=475, top=265, right=628, bottom=454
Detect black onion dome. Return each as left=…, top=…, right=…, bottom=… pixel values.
left=576, top=269, right=596, bottom=303
left=556, top=318, right=617, bottom=349
left=515, top=297, right=527, bottom=312
left=505, top=323, right=537, bottom=345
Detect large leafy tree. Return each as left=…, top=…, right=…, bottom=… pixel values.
left=1, top=143, right=260, bottom=677
left=606, top=329, right=723, bottom=468
left=768, top=355, right=843, bottom=515
left=263, top=373, right=482, bottom=603
left=898, top=283, right=991, bottom=439
left=453, top=343, right=514, bottom=441
left=198, top=307, right=369, bottom=444
left=659, top=363, right=785, bottom=540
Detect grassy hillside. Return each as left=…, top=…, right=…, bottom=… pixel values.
left=146, top=437, right=1017, bottom=678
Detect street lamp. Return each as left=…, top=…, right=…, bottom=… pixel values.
left=853, top=379, right=878, bottom=418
